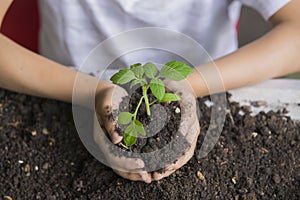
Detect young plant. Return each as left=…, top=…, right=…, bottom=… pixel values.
left=110, top=60, right=193, bottom=146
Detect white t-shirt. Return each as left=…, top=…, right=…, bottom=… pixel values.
left=38, top=0, right=290, bottom=72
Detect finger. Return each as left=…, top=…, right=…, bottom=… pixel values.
left=165, top=79, right=199, bottom=135
left=98, top=86, right=127, bottom=144
left=114, top=169, right=152, bottom=183
left=94, top=115, right=148, bottom=177
left=178, top=116, right=197, bottom=138
left=104, top=120, right=123, bottom=144
left=114, top=157, right=144, bottom=170
left=110, top=86, right=128, bottom=111
left=179, top=93, right=198, bottom=123
left=164, top=135, right=198, bottom=172
left=152, top=168, right=176, bottom=181
left=96, top=111, right=123, bottom=144
left=152, top=171, right=164, bottom=181
left=163, top=123, right=199, bottom=172
left=108, top=86, right=127, bottom=144
left=99, top=105, right=123, bottom=144
left=108, top=87, right=127, bottom=143
left=184, top=121, right=200, bottom=144
left=110, top=131, right=123, bottom=144
left=177, top=91, right=199, bottom=138
left=151, top=125, right=199, bottom=181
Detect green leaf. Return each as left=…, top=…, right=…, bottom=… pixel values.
left=132, top=65, right=144, bottom=79
left=130, top=63, right=142, bottom=70
left=143, top=62, right=158, bottom=78
left=159, top=93, right=181, bottom=102
left=150, top=78, right=165, bottom=100
left=133, top=120, right=146, bottom=136
left=123, top=121, right=145, bottom=146
left=160, top=60, right=193, bottom=81
left=110, top=69, right=135, bottom=85
left=130, top=78, right=147, bottom=89
left=118, top=112, right=132, bottom=125
left=124, top=124, right=137, bottom=146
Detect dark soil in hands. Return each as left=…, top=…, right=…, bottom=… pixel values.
left=0, top=89, right=299, bottom=199
left=112, top=88, right=190, bottom=172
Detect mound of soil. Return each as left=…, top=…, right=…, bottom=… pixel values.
left=112, top=88, right=189, bottom=172
left=0, top=89, right=299, bottom=199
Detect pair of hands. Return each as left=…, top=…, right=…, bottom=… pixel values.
left=94, top=80, right=200, bottom=183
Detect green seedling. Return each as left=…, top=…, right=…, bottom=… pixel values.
left=110, top=60, right=193, bottom=146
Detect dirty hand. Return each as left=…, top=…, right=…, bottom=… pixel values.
left=151, top=79, right=201, bottom=180
left=94, top=82, right=152, bottom=183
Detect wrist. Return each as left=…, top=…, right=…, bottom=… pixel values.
left=186, top=67, right=208, bottom=98
left=95, top=80, right=115, bottom=105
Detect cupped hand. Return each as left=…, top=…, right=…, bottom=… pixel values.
left=94, top=82, right=152, bottom=183
left=151, top=79, right=201, bottom=180
left=95, top=83, right=126, bottom=144
left=94, top=80, right=200, bottom=183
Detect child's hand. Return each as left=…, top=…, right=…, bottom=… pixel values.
left=93, top=81, right=200, bottom=183
left=95, top=83, right=127, bottom=144
left=151, top=79, right=200, bottom=180
left=94, top=83, right=152, bottom=183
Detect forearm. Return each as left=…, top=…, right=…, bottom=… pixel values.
left=188, top=19, right=300, bottom=97
left=0, top=0, right=114, bottom=107
left=0, top=33, right=111, bottom=107
left=0, top=0, right=13, bottom=24
left=0, top=33, right=70, bottom=100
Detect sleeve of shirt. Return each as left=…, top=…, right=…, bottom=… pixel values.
left=237, top=0, right=292, bottom=20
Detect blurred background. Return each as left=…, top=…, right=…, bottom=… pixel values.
left=238, top=6, right=300, bottom=79
left=1, top=0, right=299, bottom=78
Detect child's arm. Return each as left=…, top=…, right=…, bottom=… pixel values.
left=0, top=0, right=152, bottom=182
left=162, top=1, right=300, bottom=182
left=187, top=0, right=300, bottom=97
left=0, top=0, right=113, bottom=105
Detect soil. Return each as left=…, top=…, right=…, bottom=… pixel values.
left=0, top=89, right=299, bottom=200
left=112, top=88, right=190, bottom=172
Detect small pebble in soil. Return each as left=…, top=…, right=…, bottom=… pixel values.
left=35, top=166, right=39, bottom=171
left=196, top=171, right=205, bottom=181
left=24, top=164, right=31, bottom=177
left=18, top=160, right=24, bottom=164
left=1, top=90, right=300, bottom=199
left=42, top=163, right=49, bottom=170
left=116, top=181, right=122, bottom=185
left=175, top=107, right=180, bottom=114
left=251, top=132, right=258, bottom=138
left=232, top=177, right=237, bottom=184
left=31, top=130, right=37, bottom=136
left=291, top=140, right=296, bottom=146
left=246, top=177, right=254, bottom=186
left=242, top=192, right=257, bottom=200
left=49, top=138, right=56, bottom=146
left=273, top=174, right=281, bottom=184
left=42, top=128, right=49, bottom=135
left=4, top=196, right=13, bottom=200
left=260, top=148, right=269, bottom=153
left=238, top=188, right=248, bottom=194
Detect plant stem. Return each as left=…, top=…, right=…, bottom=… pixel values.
left=142, top=85, right=151, bottom=116
left=149, top=99, right=158, bottom=106
left=133, top=96, right=145, bottom=120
